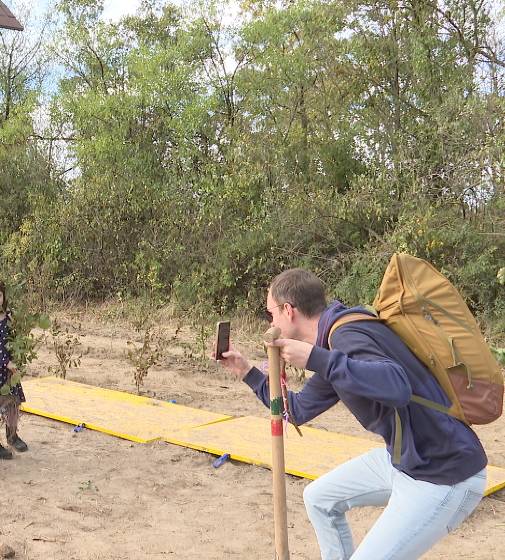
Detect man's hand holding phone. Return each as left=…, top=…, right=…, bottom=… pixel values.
left=212, top=321, right=252, bottom=380
left=219, top=347, right=252, bottom=380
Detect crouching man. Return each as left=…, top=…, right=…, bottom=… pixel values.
left=219, top=268, right=487, bottom=560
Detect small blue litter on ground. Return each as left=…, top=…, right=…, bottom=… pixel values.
left=212, top=453, right=230, bottom=468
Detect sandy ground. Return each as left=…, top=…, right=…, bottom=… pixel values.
left=0, top=309, right=504, bottom=559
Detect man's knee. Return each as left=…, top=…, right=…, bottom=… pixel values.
left=303, top=478, right=346, bottom=514
left=303, top=479, right=323, bottom=510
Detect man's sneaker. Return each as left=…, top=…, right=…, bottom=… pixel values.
left=7, top=434, right=28, bottom=452
left=0, top=444, right=13, bottom=459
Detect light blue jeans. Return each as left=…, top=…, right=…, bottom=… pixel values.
left=303, top=448, right=486, bottom=560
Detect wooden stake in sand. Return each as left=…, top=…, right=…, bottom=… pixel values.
left=264, top=326, right=290, bottom=560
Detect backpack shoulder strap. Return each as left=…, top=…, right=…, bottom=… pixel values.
left=328, top=313, right=380, bottom=350
left=327, top=310, right=457, bottom=465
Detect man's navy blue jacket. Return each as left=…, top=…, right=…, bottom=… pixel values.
left=244, top=301, right=487, bottom=485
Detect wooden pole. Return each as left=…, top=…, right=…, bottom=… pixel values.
left=264, top=326, right=290, bottom=560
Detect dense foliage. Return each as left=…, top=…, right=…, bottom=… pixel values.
left=0, top=0, right=504, bottom=341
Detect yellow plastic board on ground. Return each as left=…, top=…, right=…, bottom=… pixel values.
left=20, top=378, right=505, bottom=496
left=20, top=376, right=231, bottom=443
left=170, top=416, right=383, bottom=477
left=172, top=416, right=505, bottom=497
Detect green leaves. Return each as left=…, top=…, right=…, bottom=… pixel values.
left=0, top=0, right=504, bottom=343
left=491, top=348, right=505, bottom=367
left=48, top=319, right=82, bottom=379
left=8, top=372, right=21, bottom=386
left=6, top=309, right=47, bottom=374
left=0, top=385, right=10, bottom=396
left=37, top=314, right=51, bottom=331
left=0, top=279, right=51, bottom=376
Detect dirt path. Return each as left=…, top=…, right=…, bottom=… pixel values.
left=1, top=311, right=504, bottom=559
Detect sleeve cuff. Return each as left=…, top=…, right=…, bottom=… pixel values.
left=243, top=366, right=266, bottom=390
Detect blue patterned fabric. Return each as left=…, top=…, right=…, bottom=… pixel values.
left=0, top=316, right=25, bottom=403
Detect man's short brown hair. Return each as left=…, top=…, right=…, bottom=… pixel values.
left=270, top=269, right=326, bottom=318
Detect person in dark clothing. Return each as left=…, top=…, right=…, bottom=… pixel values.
left=0, top=282, right=28, bottom=459
left=219, top=268, right=487, bottom=560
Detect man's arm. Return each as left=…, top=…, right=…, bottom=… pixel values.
left=307, top=327, right=412, bottom=408
left=243, top=367, right=340, bottom=425
left=271, top=328, right=412, bottom=408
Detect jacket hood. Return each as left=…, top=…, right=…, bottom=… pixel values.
left=316, top=300, right=376, bottom=349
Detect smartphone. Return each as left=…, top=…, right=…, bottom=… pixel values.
left=215, top=321, right=231, bottom=360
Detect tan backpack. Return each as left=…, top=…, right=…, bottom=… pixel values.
left=330, top=253, right=504, bottom=426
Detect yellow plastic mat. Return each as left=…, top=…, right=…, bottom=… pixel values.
left=20, top=377, right=231, bottom=443
left=20, top=377, right=505, bottom=496
left=172, top=416, right=505, bottom=497
left=170, top=416, right=382, bottom=477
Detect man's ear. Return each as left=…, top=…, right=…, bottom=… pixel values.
left=285, top=303, right=295, bottom=321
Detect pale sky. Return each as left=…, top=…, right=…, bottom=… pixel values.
left=9, top=0, right=144, bottom=24
left=31, top=0, right=239, bottom=21
left=101, top=0, right=142, bottom=22
left=28, top=1, right=503, bottom=35
left=100, top=0, right=241, bottom=26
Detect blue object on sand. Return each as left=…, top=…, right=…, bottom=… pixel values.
left=212, top=453, right=230, bottom=468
